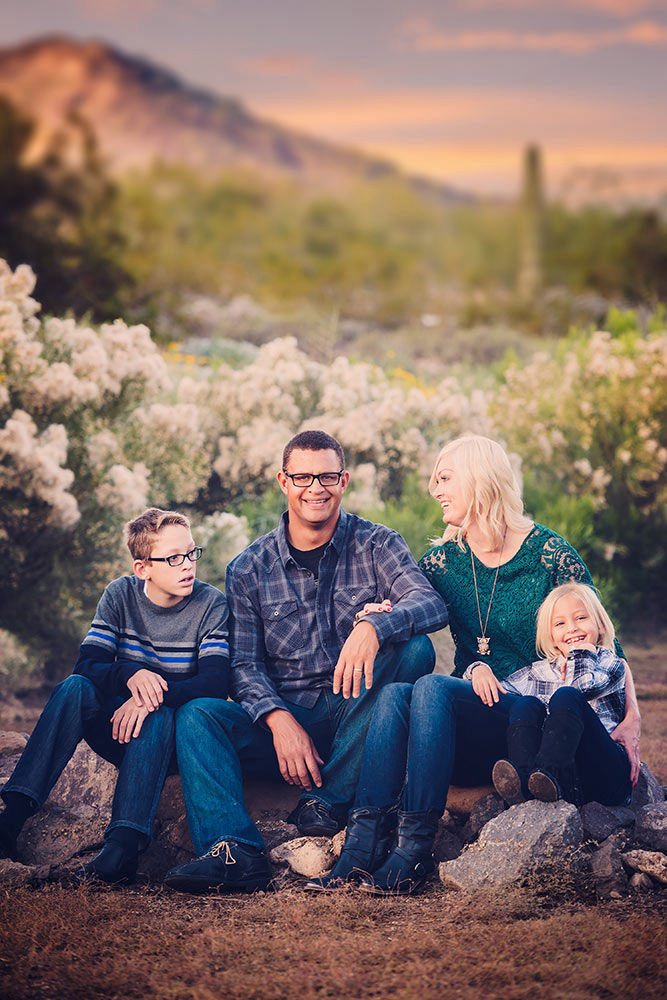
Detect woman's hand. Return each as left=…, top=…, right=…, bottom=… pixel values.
left=471, top=662, right=507, bottom=706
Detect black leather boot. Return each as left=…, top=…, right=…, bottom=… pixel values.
left=304, top=806, right=397, bottom=891
left=492, top=719, right=542, bottom=804
left=528, top=708, right=584, bottom=805
left=359, top=808, right=440, bottom=896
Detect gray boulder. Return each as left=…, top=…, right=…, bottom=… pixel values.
left=590, top=831, right=630, bottom=899
left=439, top=800, right=583, bottom=892
left=630, top=763, right=665, bottom=812
left=580, top=801, right=635, bottom=843
left=633, top=801, right=667, bottom=853
left=461, top=792, right=506, bottom=843
left=621, top=849, right=667, bottom=886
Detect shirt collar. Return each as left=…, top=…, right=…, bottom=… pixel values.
left=276, top=507, right=348, bottom=566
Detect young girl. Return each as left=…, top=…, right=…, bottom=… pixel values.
left=469, top=582, right=632, bottom=807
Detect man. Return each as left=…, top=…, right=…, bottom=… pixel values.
left=165, top=430, right=448, bottom=893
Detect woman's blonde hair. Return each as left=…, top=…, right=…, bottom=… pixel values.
left=535, top=582, right=616, bottom=661
left=429, top=434, right=532, bottom=549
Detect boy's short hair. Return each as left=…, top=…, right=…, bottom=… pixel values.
left=535, top=582, right=616, bottom=662
left=124, top=508, right=191, bottom=561
left=282, top=430, right=345, bottom=470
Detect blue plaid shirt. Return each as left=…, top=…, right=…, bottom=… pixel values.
left=464, top=646, right=626, bottom=734
left=226, top=509, right=449, bottom=722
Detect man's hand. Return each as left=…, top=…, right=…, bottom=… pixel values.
left=470, top=662, right=507, bottom=706
left=111, top=698, right=150, bottom=743
left=264, top=709, right=324, bottom=790
left=333, top=621, right=380, bottom=699
left=127, top=668, right=168, bottom=709
left=611, top=712, right=641, bottom=785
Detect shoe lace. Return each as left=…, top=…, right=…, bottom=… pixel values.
left=204, top=840, right=236, bottom=865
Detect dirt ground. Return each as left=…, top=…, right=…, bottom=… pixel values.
left=0, top=633, right=665, bottom=1000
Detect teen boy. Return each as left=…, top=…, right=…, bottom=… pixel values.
left=0, top=508, right=229, bottom=884
left=165, top=430, right=448, bottom=894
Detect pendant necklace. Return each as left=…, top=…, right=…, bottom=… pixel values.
left=470, top=534, right=505, bottom=656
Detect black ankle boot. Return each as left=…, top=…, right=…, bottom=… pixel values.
left=493, top=720, right=542, bottom=804
left=0, top=792, right=37, bottom=861
left=359, top=808, right=440, bottom=896
left=304, top=806, right=397, bottom=891
left=529, top=708, right=584, bottom=805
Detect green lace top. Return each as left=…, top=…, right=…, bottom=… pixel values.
left=419, top=524, right=623, bottom=681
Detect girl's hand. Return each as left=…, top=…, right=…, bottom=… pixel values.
left=353, top=600, right=392, bottom=626
left=471, top=662, right=507, bottom=706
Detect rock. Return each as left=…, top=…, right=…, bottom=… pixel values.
left=580, top=801, right=635, bottom=843
left=17, top=742, right=118, bottom=867
left=590, top=832, right=629, bottom=899
left=0, top=732, right=28, bottom=756
left=445, top=785, right=494, bottom=817
left=270, top=836, right=336, bottom=878
left=634, top=802, right=667, bottom=853
left=332, top=828, right=346, bottom=858
left=439, top=800, right=583, bottom=892
left=621, top=849, right=667, bottom=886
left=629, top=872, right=654, bottom=893
left=461, top=792, right=506, bottom=842
left=0, top=858, right=42, bottom=887
left=433, top=827, right=464, bottom=863
left=629, top=764, right=665, bottom=812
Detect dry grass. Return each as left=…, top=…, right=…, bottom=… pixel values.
left=0, top=884, right=665, bottom=1000
left=0, top=634, right=665, bottom=1000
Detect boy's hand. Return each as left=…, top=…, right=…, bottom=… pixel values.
left=127, top=668, right=168, bottom=709
left=470, top=662, right=507, bottom=706
left=111, top=699, right=150, bottom=743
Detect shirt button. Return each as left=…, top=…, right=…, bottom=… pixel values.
left=351, top=594, right=357, bottom=600
left=274, top=609, right=279, bottom=616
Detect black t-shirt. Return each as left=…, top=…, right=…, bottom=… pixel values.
left=287, top=540, right=329, bottom=580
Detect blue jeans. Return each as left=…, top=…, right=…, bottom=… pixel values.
left=354, top=673, right=520, bottom=813
left=510, top=687, right=631, bottom=806
left=2, top=674, right=175, bottom=840
left=175, top=635, right=435, bottom=854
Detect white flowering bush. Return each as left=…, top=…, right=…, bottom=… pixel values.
left=2, top=256, right=665, bottom=673
left=490, top=326, right=667, bottom=616
left=0, top=260, right=203, bottom=667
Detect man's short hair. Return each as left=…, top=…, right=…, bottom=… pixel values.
left=282, top=430, right=345, bottom=470
left=124, top=507, right=191, bottom=561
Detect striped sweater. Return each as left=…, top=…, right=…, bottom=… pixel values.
left=74, top=575, right=229, bottom=707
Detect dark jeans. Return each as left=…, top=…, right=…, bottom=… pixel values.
left=354, top=673, right=520, bottom=813
left=175, top=635, right=435, bottom=854
left=510, top=687, right=632, bottom=806
left=2, top=674, right=175, bottom=840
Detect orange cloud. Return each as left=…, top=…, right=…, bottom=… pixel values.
left=401, top=17, right=667, bottom=53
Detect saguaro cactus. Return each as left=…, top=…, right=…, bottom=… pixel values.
left=517, top=144, right=544, bottom=299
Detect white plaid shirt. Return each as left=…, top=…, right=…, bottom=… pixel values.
left=464, top=646, right=626, bottom=734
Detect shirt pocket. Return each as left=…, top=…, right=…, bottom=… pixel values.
left=262, top=599, right=306, bottom=656
left=333, top=586, right=377, bottom=637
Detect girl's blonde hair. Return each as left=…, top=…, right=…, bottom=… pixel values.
left=428, top=434, right=532, bottom=550
left=535, top=582, right=616, bottom=661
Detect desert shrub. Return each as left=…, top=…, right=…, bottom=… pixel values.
left=491, top=323, right=667, bottom=621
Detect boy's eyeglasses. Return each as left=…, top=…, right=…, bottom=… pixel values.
left=283, top=471, right=344, bottom=487
left=146, top=547, right=204, bottom=568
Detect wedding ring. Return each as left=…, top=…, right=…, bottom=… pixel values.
left=353, top=668, right=363, bottom=674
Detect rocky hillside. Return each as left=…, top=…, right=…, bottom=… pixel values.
left=0, top=35, right=467, bottom=200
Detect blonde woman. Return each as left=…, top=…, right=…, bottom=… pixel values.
left=307, top=435, right=640, bottom=896
left=478, top=582, right=631, bottom=807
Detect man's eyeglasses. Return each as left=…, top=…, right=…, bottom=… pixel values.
left=146, top=547, right=204, bottom=568
left=283, top=471, right=344, bottom=488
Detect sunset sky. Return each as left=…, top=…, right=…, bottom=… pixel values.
left=2, top=0, right=666, bottom=196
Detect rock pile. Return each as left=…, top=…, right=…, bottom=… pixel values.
left=1, top=730, right=664, bottom=898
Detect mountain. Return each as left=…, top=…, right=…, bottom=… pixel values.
left=0, top=35, right=468, bottom=201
